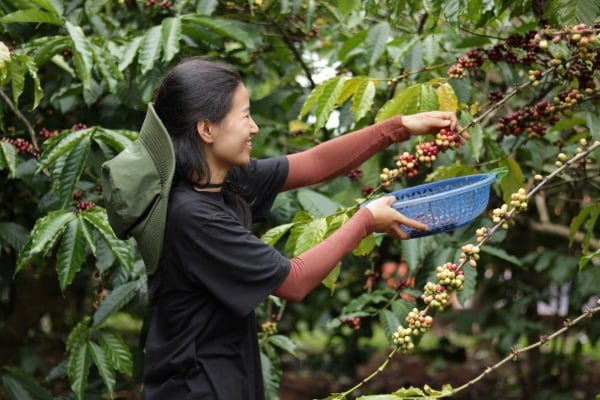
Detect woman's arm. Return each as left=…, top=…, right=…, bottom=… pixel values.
left=282, top=116, right=406, bottom=191
left=281, top=111, right=460, bottom=192
left=273, top=196, right=427, bottom=301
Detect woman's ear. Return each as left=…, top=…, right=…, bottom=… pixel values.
left=196, top=120, right=213, bottom=143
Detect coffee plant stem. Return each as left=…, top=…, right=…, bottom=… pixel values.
left=477, top=141, right=600, bottom=246
left=462, top=63, right=561, bottom=136
left=335, top=347, right=400, bottom=399
left=0, top=89, right=38, bottom=149
left=446, top=305, right=600, bottom=399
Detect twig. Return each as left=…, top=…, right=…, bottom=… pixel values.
left=443, top=306, right=600, bottom=399
left=0, top=89, right=38, bottom=149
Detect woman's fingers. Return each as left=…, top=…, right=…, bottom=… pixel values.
left=397, top=214, right=428, bottom=232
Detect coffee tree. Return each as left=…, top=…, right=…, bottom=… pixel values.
left=0, top=1, right=599, bottom=399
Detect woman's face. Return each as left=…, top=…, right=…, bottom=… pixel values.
left=203, top=83, right=259, bottom=174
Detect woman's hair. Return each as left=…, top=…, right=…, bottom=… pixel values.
left=153, top=57, right=252, bottom=227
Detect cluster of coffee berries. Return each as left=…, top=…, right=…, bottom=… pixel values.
left=1, top=137, right=39, bottom=157
left=491, top=204, right=510, bottom=229
left=509, top=188, right=528, bottom=210
left=260, top=321, right=278, bottom=336
left=339, top=316, right=361, bottom=331
left=392, top=325, right=414, bottom=352
left=415, top=141, right=439, bottom=167
left=435, top=128, right=464, bottom=151
left=144, top=0, right=172, bottom=9
left=71, top=123, right=87, bottom=131
left=405, top=308, right=433, bottom=334
left=475, top=227, right=488, bottom=244
left=435, top=262, right=466, bottom=290
left=448, top=49, right=486, bottom=78
left=380, top=128, right=465, bottom=186
left=75, top=200, right=96, bottom=212
left=459, top=244, right=481, bottom=268
left=421, top=282, right=450, bottom=311
left=495, top=99, right=560, bottom=138
left=39, top=127, right=58, bottom=139
left=347, top=167, right=363, bottom=181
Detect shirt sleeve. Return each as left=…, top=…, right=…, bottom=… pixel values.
left=229, top=157, right=289, bottom=222
left=282, top=116, right=408, bottom=191
left=172, top=203, right=291, bottom=317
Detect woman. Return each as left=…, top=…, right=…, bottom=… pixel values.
left=138, top=57, right=459, bottom=399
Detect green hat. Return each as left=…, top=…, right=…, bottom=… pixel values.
left=101, top=104, right=175, bottom=275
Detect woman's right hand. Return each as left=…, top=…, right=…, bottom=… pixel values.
left=364, top=196, right=427, bottom=240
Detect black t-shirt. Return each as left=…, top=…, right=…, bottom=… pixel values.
left=142, top=157, right=291, bottom=400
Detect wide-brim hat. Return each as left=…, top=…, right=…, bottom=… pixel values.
left=101, top=104, right=175, bottom=275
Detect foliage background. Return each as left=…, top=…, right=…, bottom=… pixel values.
left=0, top=0, right=599, bottom=399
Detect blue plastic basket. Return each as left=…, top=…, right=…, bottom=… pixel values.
left=370, top=173, right=496, bottom=238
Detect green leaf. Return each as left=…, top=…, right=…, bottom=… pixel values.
left=401, top=236, right=435, bottom=275
left=480, top=245, right=523, bottom=266
left=161, top=16, right=182, bottom=62
left=56, top=217, right=88, bottom=290
left=379, top=309, right=401, bottom=343
left=118, top=35, right=143, bottom=71
left=352, top=234, right=375, bottom=256
left=15, top=210, right=76, bottom=273
left=57, top=137, right=91, bottom=209
left=8, top=55, right=27, bottom=106
left=436, top=82, right=458, bottom=111
left=82, top=208, right=133, bottom=270
left=66, top=317, right=91, bottom=352
left=456, top=261, right=477, bottom=306
left=292, top=217, right=328, bottom=255
left=365, top=21, right=390, bottom=66
left=65, top=21, right=94, bottom=89
left=299, top=79, right=328, bottom=118
left=338, top=77, right=364, bottom=105
left=97, top=330, right=133, bottom=375
left=67, top=340, right=92, bottom=400
left=31, top=0, right=63, bottom=16
left=28, top=35, right=70, bottom=66
left=0, top=222, right=29, bottom=251
left=267, top=334, right=298, bottom=357
left=93, top=127, right=138, bottom=152
left=352, top=79, right=376, bottom=121
left=181, top=15, right=257, bottom=49
left=92, top=280, right=139, bottom=327
left=297, top=188, right=340, bottom=217
left=338, top=29, right=368, bottom=62
left=1, top=368, right=53, bottom=400
left=36, top=128, right=93, bottom=173
left=322, top=263, right=341, bottom=292
left=138, top=25, right=162, bottom=74
left=579, top=247, right=600, bottom=270
left=91, top=43, right=124, bottom=94
left=1, top=374, right=34, bottom=400
left=8, top=53, right=42, bottom=108
left=498, top=156, right=525, bottom=204
left=376, top=83, right=439, bottom=122
left=301, top=77, right=348, bottom=130
left=569, top=203, right=599, bottom=255
left=0, top=140, right=18, bottom=178
left=260, top=222, right=295, bottom=246
left=89, top=342, right=116, bottom=395
left=0, top=9, right=61, bottom=25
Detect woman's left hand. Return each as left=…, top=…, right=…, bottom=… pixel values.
left=401, top=111, right=466, bottom=138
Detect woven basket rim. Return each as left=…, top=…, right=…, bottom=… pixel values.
left=390, top=173, right=496, bottom=209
